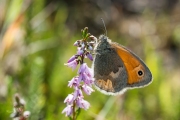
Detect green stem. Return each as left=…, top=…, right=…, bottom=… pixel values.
left=72, top=101, right=76, bottom=120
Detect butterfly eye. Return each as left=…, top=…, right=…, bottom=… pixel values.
left=137, top=70, right=143, bottom=76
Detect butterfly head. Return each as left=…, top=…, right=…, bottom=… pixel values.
left=94, top=35, right=112, bottom=53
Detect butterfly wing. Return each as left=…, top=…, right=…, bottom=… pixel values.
left=93, top=36, right=129, bottom=95
left=111, top=42, right=152, bottom=88
left=93, top=47, right=128, bottom=94
left=93, top=35, right=152, bottom=95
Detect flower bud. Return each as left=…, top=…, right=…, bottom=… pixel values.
left=88, top=45, right=93, bottom=51
left=74, top=40, right=80, bottom=46
left=86, top=52, right=93, bottom=61
left=23, top=111, right=31, bottom=118
left=81, top=43, right=85, bottom=48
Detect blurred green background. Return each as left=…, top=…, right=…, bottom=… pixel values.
left=0, top=0, right=180, bottom=120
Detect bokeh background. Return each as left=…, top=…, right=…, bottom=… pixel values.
left=0, top=0, right=180, bottom=120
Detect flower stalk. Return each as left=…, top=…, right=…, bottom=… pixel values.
left=62, top=27, right=97, bottom=119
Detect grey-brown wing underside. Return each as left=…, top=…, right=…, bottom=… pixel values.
left=93, top=47, right=128, bottom=93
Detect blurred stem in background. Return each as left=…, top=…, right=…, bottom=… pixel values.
left=10, top=93, right=31, bottom=120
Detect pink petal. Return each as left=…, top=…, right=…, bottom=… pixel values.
left=62, top=105, right=73, bottom=116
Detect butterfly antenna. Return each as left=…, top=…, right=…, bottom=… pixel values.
left=101, top=18, right=107, bottom=36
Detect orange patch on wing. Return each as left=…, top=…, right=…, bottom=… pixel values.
left=95, top=79, right=115, bottom=92
left=112, top=44, right=145, bottom=84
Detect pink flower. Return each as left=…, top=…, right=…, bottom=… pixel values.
left=79, top=63, right=93, bottom=76
left=81, top=73, right=90, bottom=84
left=62, top=28, right=95, bottom=118
left=83, top=72, right=94, bottom=85
left=81, top=43, right=85, bottom=48
left=73, top=88, right=83, bottom=100
left=78, top=64, right=94, bottom=85
left=85, top=67, right=93, bottom=77
left=77, top=47, right=84, bottom=55
left=67, top=55, right=76, bottom=63
left=77, top=98, right=90, bottom=110
left=62, top=105, right=73, bottom=116
left=82, top=85, right=94, bottom=95
left=68, top=77, right=79, bottom=88
left=88, top=45, right=93, bottom=51
left=78, top=63, right=87, bottom=74
left=77, top=74, right=83, bottom=83
left=64, top=59, right=78, bottom=70
left=86, top=52, right=93, bottom=61
left=86, top=68, right=93, bottom=78
left=64, top=94, right=74, bottom=105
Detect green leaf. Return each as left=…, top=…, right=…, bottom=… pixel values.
left=68, top=116, right=72, bottom=120
left=85, top=33, right=91, bottom=40
left=81, top=29, right=85, bottom=38
left=75, top=108, right=81, bottom=120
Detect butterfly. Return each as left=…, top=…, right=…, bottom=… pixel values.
left=92, top=35, right=152, bottom=95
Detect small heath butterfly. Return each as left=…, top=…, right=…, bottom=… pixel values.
left=93, top=35, right=152, bottom=95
